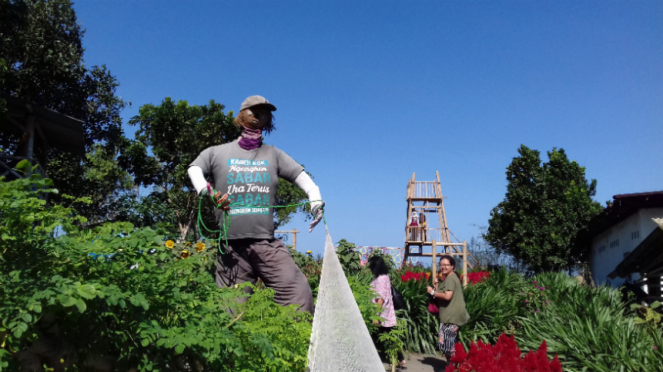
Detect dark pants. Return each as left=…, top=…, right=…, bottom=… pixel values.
left=215, top=238, right=315, bottom=314
left=376, top=326, right=405, bottom=363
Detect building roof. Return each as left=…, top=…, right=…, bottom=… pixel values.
left=2, top=96, right=86, bottom=155
left=609, top=218, right=663, bottom=279
left=588, top=191, right=663, bottom=239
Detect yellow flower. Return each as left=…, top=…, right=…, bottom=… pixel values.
left=185, top=242, right=191, bottom=247
left=195, top=242, right=206, bottom=252
left=165, top=240, right=175, bottom=249
left=181, top=250, right=190, bottom=259
left=307, top=250, right=312, bottom=254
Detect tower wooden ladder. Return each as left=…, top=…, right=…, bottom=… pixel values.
left=404, top=171, right=477, bottom=285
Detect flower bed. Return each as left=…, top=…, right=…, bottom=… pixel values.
left=447, top=333, right=562, bottom=372
left=465, top=271, right=490, bottom=285
left=401, top=271, right=431, bottom=282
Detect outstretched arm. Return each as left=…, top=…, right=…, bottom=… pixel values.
left=293, top=172, right=322, bottom=211
left=188, top=166, right=207, bottom=194
left=293, top=172, right=325, bottom=232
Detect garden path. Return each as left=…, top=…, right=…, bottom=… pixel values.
left=382, top=353, right=447, bottom=372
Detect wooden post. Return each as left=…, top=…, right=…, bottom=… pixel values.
left=292, top=228, right=298, bottom=251
left=462, top=240, right=468, bottom=287
left=432, top=240, right=437, bottom=285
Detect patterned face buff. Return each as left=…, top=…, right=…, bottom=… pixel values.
left=238, top=126, right=263, bottom=150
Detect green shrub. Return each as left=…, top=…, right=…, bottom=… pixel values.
left=0, top=166, right=311, bottom=371
left=516, top=273, right=663, bottom=372
left=460, top=268, right=529, bottom=344
left=290, top=249, right=322, bottom=297
left=392, top=264, right=439, bottom=355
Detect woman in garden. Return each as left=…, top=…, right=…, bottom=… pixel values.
left=368, top=255, right=406, bottom=368
left=427, top=255, right=470, bottom=361
left=187, top=95, right=324, bottom=314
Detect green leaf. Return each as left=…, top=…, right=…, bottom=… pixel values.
left=77, top=284, right=97, bottom=299
left=21, top=313, right=32, bottom=323
left=141, top=338, right=150, bottom=347
left=175, top=344, right=185, bottom=354
left=75, top=299, right=87, bottom=313
left=59, top=295, right=77, bottom=307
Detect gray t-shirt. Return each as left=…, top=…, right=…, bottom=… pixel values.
left=190, top=139, right=304, bottom=240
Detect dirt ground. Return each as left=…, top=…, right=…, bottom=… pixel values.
left=381, top=353, right=448, bottom=372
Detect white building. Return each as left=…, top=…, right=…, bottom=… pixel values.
left=589, top=191, right=663, bottom=300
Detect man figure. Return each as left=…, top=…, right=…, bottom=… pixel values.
left=187, top=95, right=324, bottom=314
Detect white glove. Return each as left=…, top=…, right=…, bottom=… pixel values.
left=309, top=201, right=325, bottom=233
left=293, top=172, right=325, bottom=232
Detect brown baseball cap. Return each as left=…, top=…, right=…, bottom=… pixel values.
left=240, top=95, right=277, bottom=112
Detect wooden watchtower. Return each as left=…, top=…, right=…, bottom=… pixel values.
left=405, top=171, right=475, bottom=285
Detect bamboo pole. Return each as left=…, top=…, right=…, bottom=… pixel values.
left=432, top=240, right=437, bottom=285
left=292, top=228, right=298, bottom=251
left=436, top=171, right=451, bottom=244
left=462, top=241, right=468, bottom=287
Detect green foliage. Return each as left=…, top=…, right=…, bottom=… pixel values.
left=460, top=268, right=528, bottom=345
left=631, top=301, right=662, bottom=327
left=378, top=319, right=406, bottom=368
left=484, top=145, right=603, bottom=272
left=289, top=249, right=322, bottom=297
left=336, top=239, right=363, bottom=276
left=347, top=275, right=383, bottom=333
left=0, top=170, right=312, bottom=371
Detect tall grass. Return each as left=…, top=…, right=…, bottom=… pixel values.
left=516, top=273, right=663, bottom=372
left=393, top=277, right=439, bottom=354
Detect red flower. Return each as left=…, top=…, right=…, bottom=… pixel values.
left=448, top=333, right=559, bottom=372
left=401, top=270, right=429, bottom=282
left=550, top=355, right=562, bottom=372
left=450, top=343, right=468, bottom=364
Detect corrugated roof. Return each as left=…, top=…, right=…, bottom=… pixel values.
left=614, top=191, right=663, bottom=199
left=588, top=192, right=663, bottom=239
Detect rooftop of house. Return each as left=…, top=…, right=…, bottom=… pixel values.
left=588, top=191, right=663, bottom=239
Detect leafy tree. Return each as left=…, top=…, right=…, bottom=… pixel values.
left=0, top=0, right=130, bottom=223
left=123, top=98, right=311, bottom=240
left=484, top=145, right=602, bottom=273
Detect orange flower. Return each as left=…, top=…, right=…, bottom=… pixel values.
left=165, top=240, right=175, bottom=249
left=195, top=242, right=206, bottom=252
left=181, top=250, right=190, bottom=259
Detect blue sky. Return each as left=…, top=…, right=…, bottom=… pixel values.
left=73, top=1, right=662, bottom=257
